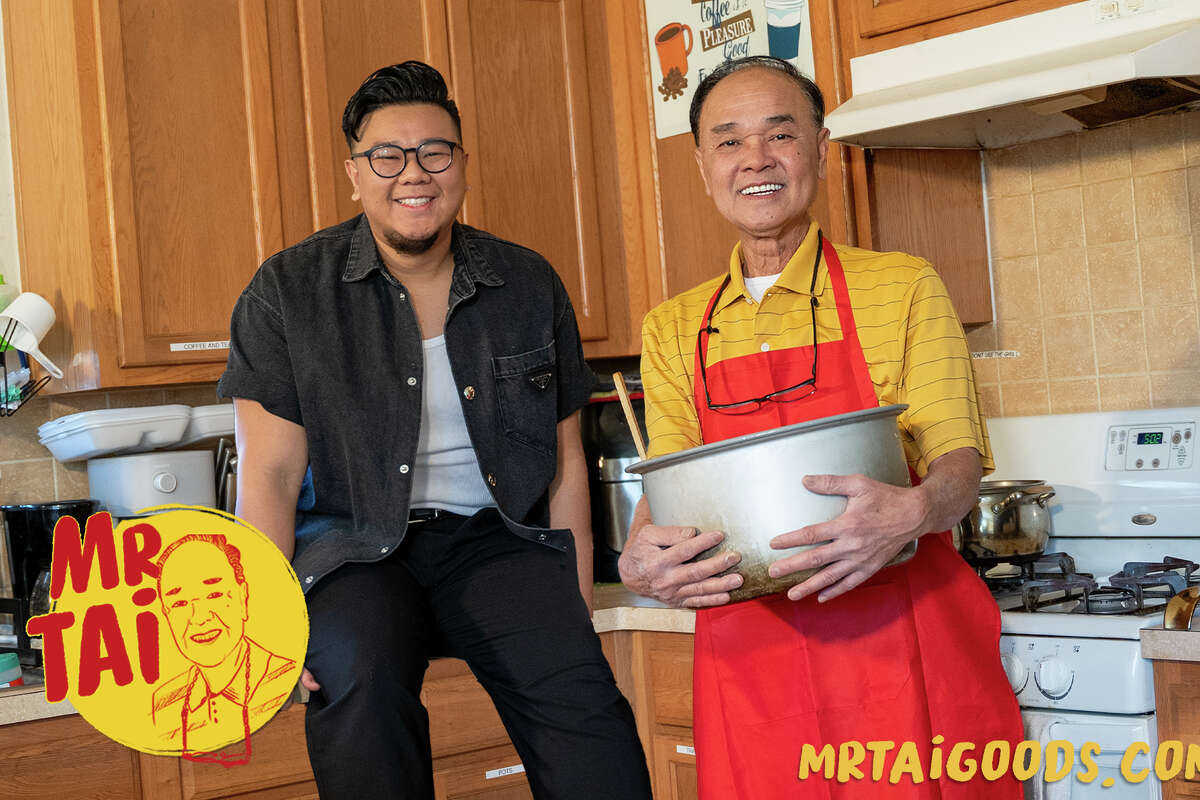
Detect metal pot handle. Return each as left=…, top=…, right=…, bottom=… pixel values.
left=990, top=491, right=1024, bottom=515
left=1031, top=490, right=1055, bottom=508
left=991, top=489, right=1056, bottom=514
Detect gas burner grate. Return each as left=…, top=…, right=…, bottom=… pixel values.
left=1107, top=556, right=1199, bottom=611
left=983, top=553, right=1100, bottom=612
left=1017, top=574, right=1098, bottom=612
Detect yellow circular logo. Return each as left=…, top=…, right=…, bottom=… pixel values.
left=27, top=506, right=308, bottom=763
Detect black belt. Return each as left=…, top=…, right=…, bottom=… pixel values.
left=408, top=508, right=462, bottom=523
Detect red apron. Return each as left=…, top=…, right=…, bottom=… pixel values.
left=691, top=238, right=1024, bottom=799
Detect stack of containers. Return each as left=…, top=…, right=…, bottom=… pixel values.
left=37, top=404, right=235, bottom=516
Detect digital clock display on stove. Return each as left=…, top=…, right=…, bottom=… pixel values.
left=1136, top=431, right=1163, bottom=446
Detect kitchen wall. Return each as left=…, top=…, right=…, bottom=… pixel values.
left=970, top=108, right=1200, bottom=418
left=0, top=9, right=20, bottom=292
left=0, top=384, right=224, bottom=504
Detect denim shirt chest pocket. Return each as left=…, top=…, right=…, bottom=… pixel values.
left=492, top=339, right=558, bottom=455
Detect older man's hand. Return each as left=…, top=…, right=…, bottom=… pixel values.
left=618, top=496, right=743, bottom=608
left=768, top=474, right=929, bottom=604
left=767, top=448, right=983, bottom=604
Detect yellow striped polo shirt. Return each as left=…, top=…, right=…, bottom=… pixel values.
left=639, top=221, right=993, bottom=478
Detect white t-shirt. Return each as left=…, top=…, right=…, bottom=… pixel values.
left=409, top=335, right=494, bottom=514
left=743, top=273, right=780, bottom=304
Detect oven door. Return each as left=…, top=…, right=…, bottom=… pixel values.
left=1021, top=710, right=1160, bottom=799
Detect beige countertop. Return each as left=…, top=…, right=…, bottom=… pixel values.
left=0, top=583, right=690, bottom=728
left=1140, top=625, right=1200, bottom=662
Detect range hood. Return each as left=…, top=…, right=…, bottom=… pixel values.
left=826, top=1, right=1200, bottom=149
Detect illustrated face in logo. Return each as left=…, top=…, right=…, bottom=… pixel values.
left=158, top=540, right=249, bottom=668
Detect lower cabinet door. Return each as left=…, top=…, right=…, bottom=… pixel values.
left=433, top=745, right=533, bottom=799
left=653, top=732, right=698, bottom=800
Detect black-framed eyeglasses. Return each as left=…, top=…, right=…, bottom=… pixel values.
left=350, top=139, right=460, bottom=178
left=696, top=232, right=823, bottom=415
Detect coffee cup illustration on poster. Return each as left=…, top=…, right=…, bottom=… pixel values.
left=644, top=0, right=816, bottom=139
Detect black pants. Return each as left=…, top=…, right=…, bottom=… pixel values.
left=303, top=509, right=652, bottom=799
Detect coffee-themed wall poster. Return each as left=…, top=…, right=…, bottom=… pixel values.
left=644, top=0, right=816, bottom=140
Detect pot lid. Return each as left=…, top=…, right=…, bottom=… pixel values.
left=980, top=479, right=1049, bottom=492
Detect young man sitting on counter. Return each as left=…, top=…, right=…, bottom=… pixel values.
left=219, top=61, right=651, bottom=799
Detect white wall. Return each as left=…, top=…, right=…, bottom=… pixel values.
left=0, top=10, right=22, bottom=292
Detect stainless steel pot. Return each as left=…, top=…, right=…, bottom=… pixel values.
left=626, top=405, right=916, bottom=603
left=956, top=480, right=1055, bottom=565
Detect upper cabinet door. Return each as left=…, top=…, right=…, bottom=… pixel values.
left=853, top=0, right=1012, bottom=38
left=295, top=0, right=452, bottom=233
left=444, top=0, right=609, bottom=343
left=95, top=0, right=284, bottom=368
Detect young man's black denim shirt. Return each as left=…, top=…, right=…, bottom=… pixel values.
left=218, top=216, right=595, bottom=592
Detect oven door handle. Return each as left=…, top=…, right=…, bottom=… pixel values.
left=1027, top=716, right=1071, bottom=800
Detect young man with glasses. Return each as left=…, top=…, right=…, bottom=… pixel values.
left=219, top=62, right=650, bottom=799
left=620, top=56, right=1023, bottom=799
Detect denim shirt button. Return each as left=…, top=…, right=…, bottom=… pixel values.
left=463, top=385, right=476, bottom=400
left=407, top=377, right=417, bottom=386
left=538, top=533, right=547, bottom=542
left=380, top=546, right=389, bottom=554
left=486, top=473, right=497, bottom=486
left=400, top=464, right=410, bottom=474
left=398, top=292, right=406, bottom=300
left=304, top=575, right=313, bottom=584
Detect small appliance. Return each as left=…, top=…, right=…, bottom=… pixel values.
left=86, top=451, right=216, bottom=517
left=0, top=499, right=98, bottom=666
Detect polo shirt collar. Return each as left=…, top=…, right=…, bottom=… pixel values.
left=341, top=217, right=504, bottom=291
left=716, top=220, right=827, bottom=313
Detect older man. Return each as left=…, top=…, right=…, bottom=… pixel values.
left=219, top=61, right=650, bottom=799
left=621, top=56, right=1023, bottom=798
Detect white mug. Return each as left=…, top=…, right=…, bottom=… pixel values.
left=0, top=292, right=63, bottom=379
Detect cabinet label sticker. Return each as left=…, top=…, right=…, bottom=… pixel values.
left=486, top=763, right=526, bottom=780
left=169, top=340, right=230, bottom=352
left=26, top=507, right=308, bottom=765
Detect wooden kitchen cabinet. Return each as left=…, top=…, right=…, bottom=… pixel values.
left=3, top=0, right=644, bottom=386
left=0, top=712, right=143, bottom=799
left=1150, top=659, right=1200, bottom=800
left=4, top=0, right=291, bottom=390
left=605, top=628, right=698, bottom=799
left=3, top=0, right=456, bottom=392
left=838, top=0, right=1078, bottom=56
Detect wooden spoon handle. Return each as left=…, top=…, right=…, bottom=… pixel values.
left=611, top=372, right=647, bottom=460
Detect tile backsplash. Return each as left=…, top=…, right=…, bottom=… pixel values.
left=972, top=109, right=1200, bottom=417
left=0, top=384, right=224, bottom=504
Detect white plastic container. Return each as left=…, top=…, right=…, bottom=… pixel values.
left=86, top=450, right=216, bottom=516
left=38, top=405, right=192, bottom=462
left=178, top=404, right=235, bottom=445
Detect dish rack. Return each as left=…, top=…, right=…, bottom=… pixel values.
left=1, top=323, right=50, bottom=417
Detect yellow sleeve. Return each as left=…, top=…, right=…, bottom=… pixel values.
left=896, top=264, right=995, bottom=477
left=640, top=305, right=702, bottom=458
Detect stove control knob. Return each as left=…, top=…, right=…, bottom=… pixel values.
left=1034, top=657, right=1074, bottom=700
left=1001, top=653, right=1028, bottom=693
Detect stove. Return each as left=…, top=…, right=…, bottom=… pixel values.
left=985, top=407, right=1199, bottom=800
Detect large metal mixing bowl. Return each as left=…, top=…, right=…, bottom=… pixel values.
left=626, top=404, right=916, bottom=603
